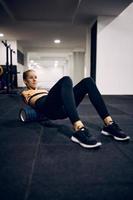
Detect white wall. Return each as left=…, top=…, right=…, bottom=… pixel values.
left=67, top=53, right=74, bottom=80
left=28, top=56, right=68, bottom=89
left=17, top=63, right=28, bottom=87
left=36, top=66, right=64, bottom=89
left=73, top=51, right=85, bottom=85
left=96, top=3, right=133, bottom=94
left=84, top=27, right=91, bottom=78
left=28, top=51, right=85, bottom=88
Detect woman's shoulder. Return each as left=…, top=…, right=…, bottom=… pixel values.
left=21, top=89, right=34, bottom=97
left=36, top=88, right=48, bottom=93
left=21, top=89, right=30, bottom=95
left=21, top=88, right=46, bottom=95
left=21, top=88, right=48, bottom=95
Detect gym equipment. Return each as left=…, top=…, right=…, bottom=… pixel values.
left=2, top=40, right=10, bottom=93
left=19, top=106, right=47, bottom=122
left=0, top=65, right=17, bottom=91
left=9, top=48, right=17, bottom=89
left=1, top=40, right=17, bottom=93
left=0, top=66, right=4, bottom=76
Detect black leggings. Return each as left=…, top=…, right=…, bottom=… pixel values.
left=35, top=76, right=110, bottom=124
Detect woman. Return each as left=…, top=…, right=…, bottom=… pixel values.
left=21, top=69, right=130, bottom=149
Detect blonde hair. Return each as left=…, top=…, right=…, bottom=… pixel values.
left=23, top=69, right=35, bottom=80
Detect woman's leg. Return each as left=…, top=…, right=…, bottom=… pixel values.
left=72, top=77, right=130, bottom=141
left=36, top=76, right=111, bottom=125
left=73, top=77, right=112, bottom=124
left=35, top=76, right=102, bottom=148
left=36, top=76, right=82, bottom=126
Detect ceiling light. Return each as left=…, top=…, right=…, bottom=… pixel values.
left=54, top=39, right=61, bottom=44
left=0, top=33, right=4, bottom=37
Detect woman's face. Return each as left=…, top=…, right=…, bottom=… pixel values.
left=24, top=71, right=37, bottom=89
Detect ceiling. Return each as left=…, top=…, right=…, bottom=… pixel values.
left=0, top=0, right=132, bottom=52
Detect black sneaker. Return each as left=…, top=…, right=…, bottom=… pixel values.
left=71, top=127, right=102, bottom=148
left=101, top=121, right=130, bottom=141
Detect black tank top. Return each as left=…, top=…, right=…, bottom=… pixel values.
left=28, top=92, right=48, bottom=105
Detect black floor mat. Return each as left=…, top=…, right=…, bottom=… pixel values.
left=0, top=94, right=133, bottom=200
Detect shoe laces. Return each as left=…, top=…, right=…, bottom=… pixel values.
left=111, top=122, right=122, bottom=131
left=79, top=127, right=91, bottom=138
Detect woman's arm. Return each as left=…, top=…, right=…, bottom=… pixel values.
left=21, top=91, right=30, bottom=104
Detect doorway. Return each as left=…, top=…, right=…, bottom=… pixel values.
left=90, top=21, right=97, bottom=82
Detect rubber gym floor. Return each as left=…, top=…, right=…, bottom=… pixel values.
left=0, top=93, right=133, bottom=200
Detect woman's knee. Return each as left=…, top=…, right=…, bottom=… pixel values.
left=61, top=76, right=73, bottom=86
left=82, top=77, right=94, bottom=85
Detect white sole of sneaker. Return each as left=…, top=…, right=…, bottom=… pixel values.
left=101, top=130, right=130, bottom=141
left=71, top=136, right=102, bottom=148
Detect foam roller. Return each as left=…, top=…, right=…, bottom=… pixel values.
left=19, top=106, right=45, bottom=122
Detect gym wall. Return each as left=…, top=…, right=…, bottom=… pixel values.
left=96, top=3, right=133, bottom=95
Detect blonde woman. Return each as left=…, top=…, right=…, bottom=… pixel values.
left=21, top=70, right=130, bottom=149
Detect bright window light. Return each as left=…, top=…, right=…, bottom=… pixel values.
left=54, top=39, right=61, bottom=44
left=36, top=65, right=41, bottom=69
left=30, top=60, right=34, bottom=63
left=0, top=33, right=4, bottom=37
left=54, top=60, right=58, bottom=67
